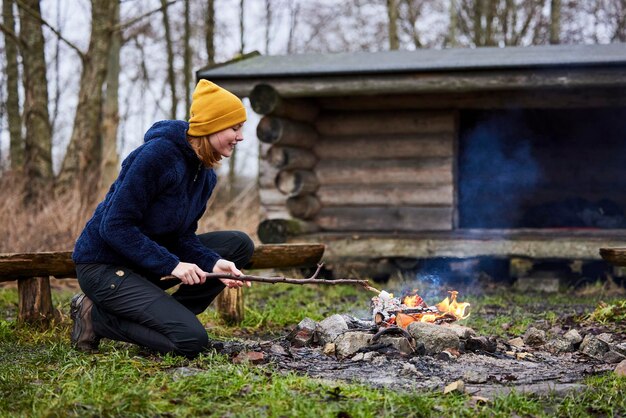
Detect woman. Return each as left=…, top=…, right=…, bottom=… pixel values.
left=70, top=80, right=253, bottom=358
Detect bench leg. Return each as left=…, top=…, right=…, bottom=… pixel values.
left=216, top=287, right=244, bottom=325
left=18, top=276, right=54, bottom=327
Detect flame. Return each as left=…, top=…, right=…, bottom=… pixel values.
left=383, top=289, right=470, bottom=328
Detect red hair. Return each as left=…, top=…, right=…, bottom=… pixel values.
left=187, top=134, right=222, bottom=168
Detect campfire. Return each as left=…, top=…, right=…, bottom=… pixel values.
left=372, top=289, right=470, bottom=328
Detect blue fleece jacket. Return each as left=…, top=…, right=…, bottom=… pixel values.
left=72, top=120, right=221, bottom=276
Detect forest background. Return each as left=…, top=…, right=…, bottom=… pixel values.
left=1, top=0, right=625, bottom=253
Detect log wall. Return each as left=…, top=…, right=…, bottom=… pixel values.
left=253, top=84, right=458, bottom=239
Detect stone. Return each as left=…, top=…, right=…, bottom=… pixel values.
left=269, top=344, right=287, bottom=355
left=441, top=323, right=477, bottom=339
left=507, top=337, right=525, bottom=348
left=613, top=342, right=626, bottom=356
left=580, top=334, right=610, bottom=359
left=563, top=329, right=583, bottom=345
left=437, top=351, right=456, bottom=361
left=334, top=331, right=372, bottom=358
left=323, top=343, right=336, bottom=356
left=363, top=352, right=378, bottom=361
left=232, top=351, right=265, bottom=365
left=444, top=380, right=465, bottom=394
left=465, top=336, right=497, bottom=353
left=316, top=314, right=349, bottom=344
left=547, top=338, right=576, bottom=353
left=603, top=350, right=626, bottom=364
left=597, top=333, right=616, bottom=345
left=407, top=322, right=460, bottom=355
left=297, top=317, right=318, bottom=331
left=378, top=336, right=414, bottom=355
left=351, top=353, right=365, bottom=362
left=291, top=329, right=314, bottom=348
left=524, top=327, right=547, bottom=346
left=533, top=319, right=551, bottom=331
left=615, top=359, right=626, bottom=376
left=463, top=370, right=487, bottom=384
left=401, top=363, right=422, bottom=377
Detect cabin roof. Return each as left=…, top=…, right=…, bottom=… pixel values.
left=198, top=43, right=626, bottom=80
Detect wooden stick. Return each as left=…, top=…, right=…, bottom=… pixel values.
left=161, top=263, right=381, bottom=294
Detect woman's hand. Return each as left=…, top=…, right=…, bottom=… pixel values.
left=171, top=262, right=207, bottom=285
left=213, top=259, right=251, bottom=288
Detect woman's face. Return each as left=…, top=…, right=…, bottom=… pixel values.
left=208, top=123, right=244, bottom=158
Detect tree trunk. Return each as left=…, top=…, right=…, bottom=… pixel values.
left=3, top=0, right=23, bottom=171
left=387, top=0, right=399, bottom=50
left=99, top=0, right=121, bottom=197
left=550, top=0, right=561, bottom=44
left=264, top=0, right=272, bottom=53
left=18, top=0, right=53, bottom=202
left=57, top=0, right=117, bottom=199
left=448, top=0, right=458, bottom=47
left=239, top=0, right=245, bottom=54
left=205, top=0, right=215, bottom=65
left=184, top=0, right=191, bottom=113
left=161, top=0, right=177, bottom=119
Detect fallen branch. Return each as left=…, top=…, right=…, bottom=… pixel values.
left=161, top=263, right=381, bottom=294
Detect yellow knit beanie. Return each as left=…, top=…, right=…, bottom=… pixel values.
left=187, top=80, right=247, bottom=136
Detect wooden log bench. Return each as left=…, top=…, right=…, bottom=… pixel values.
left=0, top=243, right=325, bottom=326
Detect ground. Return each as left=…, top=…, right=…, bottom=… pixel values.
left=0, top=273, right=624, bottom=417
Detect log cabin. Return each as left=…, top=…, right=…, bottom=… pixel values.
left=198, top=44, right=626, bottom=280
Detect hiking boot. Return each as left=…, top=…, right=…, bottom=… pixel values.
left=70, top=293, right=100, bottom=352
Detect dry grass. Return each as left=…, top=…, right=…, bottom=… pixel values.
left=0, top=173, right=261, bottom=253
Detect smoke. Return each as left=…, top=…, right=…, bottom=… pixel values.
left=459, top=111, right=542, bottom=228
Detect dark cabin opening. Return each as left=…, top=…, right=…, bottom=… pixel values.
left=458, top=107, right=626, bottom=229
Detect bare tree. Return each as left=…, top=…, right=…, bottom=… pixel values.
left=2, top=0, right=23, bottom=170
left=183, top=0, right=191, bottom=113
left=17, top=0, right=53, bottom=202
left=550, top=0, right=561, bottom=44
left=100, top=0, right=121, bottom=196
left=205, top=0, right=215, bottom=64
left=239, top=0, right=245, bottom=55
left=57, top=0, right=118, bottom=198
left=387, top=0, right=400, bottom=49
left=160, top=0, right=177, bottom=119
left=264, top=0, right=273, bottom=53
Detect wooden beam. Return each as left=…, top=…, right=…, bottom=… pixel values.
left=257, top=115, right=318, bottom=147
left=210, top=68, right=626, bottom=98
left=249, top=83, right=319, bottom=121
left=316, top=158, right=453, bottom=185
left=286, top=195, right=322, bottom=219
left=315, top=206, right=453, bottom=231
left=257, top=219, right=320, bottom=244
left=0, top=244, right=327, bottom=282
left=317, top=183, right=453, bottom=206
left=267, top=146, right=317, bottom=170
left=316, top=110, right=455, bottom=136
left=18, top=277, right=54, bottom=326
left=276, top=170, right=319, bottom=196
left=314, top=133, right=454, bottom=159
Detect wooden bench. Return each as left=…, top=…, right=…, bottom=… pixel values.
left=0, top=243, right=325, bottom=326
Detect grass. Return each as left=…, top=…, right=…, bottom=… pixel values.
left=0, top=282, right=625, bottom=417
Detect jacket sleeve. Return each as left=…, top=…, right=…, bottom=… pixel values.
left=173, top=214, right=221, bottom=273
left=98, top=148, right=180, bottom=276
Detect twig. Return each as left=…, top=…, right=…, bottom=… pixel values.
left=161, top=263, right=381, bottom=294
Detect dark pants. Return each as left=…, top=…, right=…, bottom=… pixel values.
left=76, top=231, right=254, bottom=358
